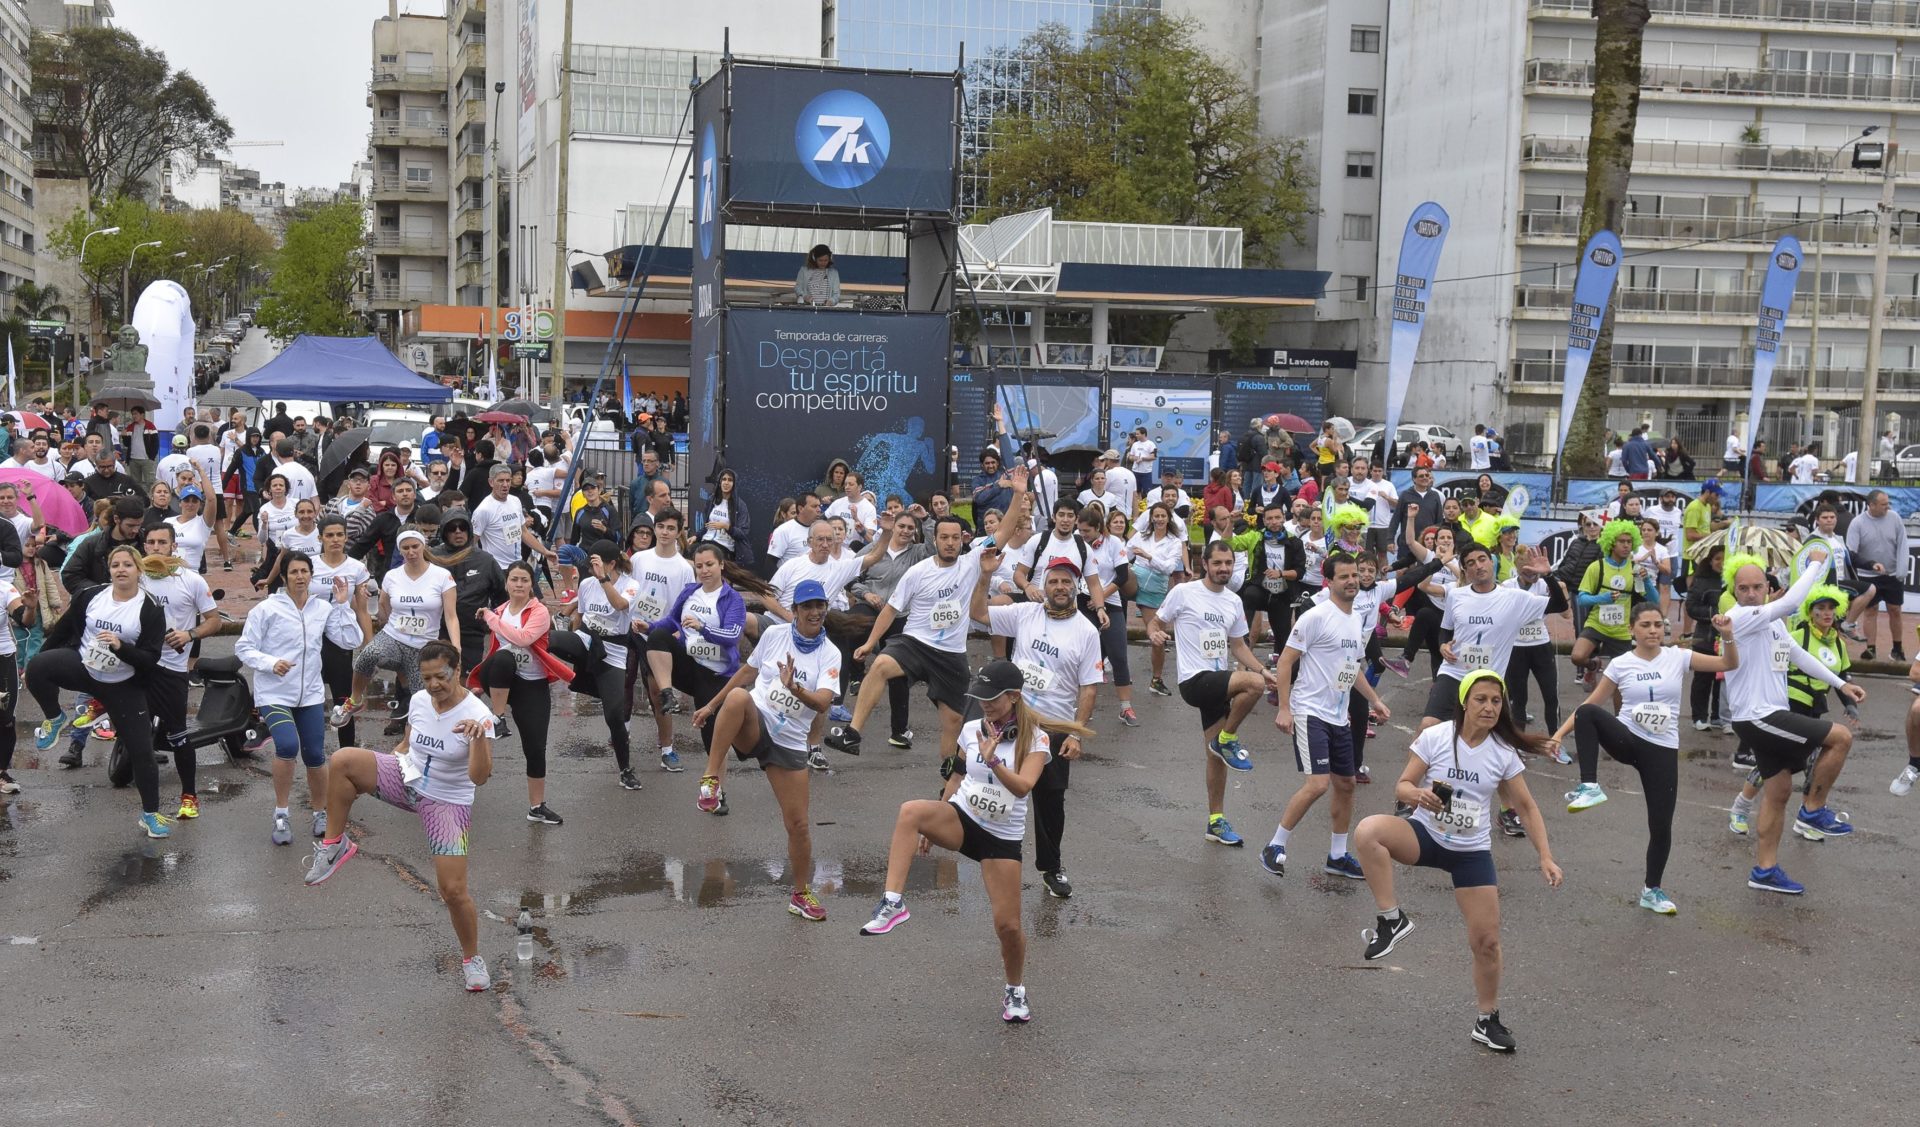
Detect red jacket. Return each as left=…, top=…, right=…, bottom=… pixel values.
left=464, top=597, right=575, bottom=687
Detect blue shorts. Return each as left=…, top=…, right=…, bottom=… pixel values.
left=557, top=543, right=589, bottom=569
left=1291, top=714, right=1355, bottom=777
left=1409, top=819, right=1497, bottom=889
left=261, top=703, right=328, bottom=769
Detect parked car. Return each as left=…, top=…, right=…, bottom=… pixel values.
left=1892, top=444, right=1920, bottom=478
left=1349, top=423, right=1465, bottom=467
left=363, top=408, right=433, bottom=464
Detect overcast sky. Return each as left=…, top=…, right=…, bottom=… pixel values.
left=109, top=0, right=444, bottom=190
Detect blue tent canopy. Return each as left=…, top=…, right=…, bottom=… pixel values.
left=227, top=335, right=453, bottom=404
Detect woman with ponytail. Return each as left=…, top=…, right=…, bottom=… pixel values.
left=468, top=561, right=574, bottom=825
left=137, top=524, right=221, bottom=821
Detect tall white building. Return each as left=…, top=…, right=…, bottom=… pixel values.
left=364, top=3, right=450, bottom=334
left=1373, top=0, right=1920, bottom=462
left=0, top=0, right=35, bottom=304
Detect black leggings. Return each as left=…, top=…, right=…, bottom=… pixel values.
left=146, top=668, right=197, bottom=796
left=1573, top=703, right=1678, bottom=888
left=1403, top=603, right=1444, bottom=674
left=547, top=632, right=632, bottom=770
left=847, top=605, right=910, bottom=737
left=322, top=639, right=358, bottom=747
left=27, top=650, right=158, bottom=813
left=0, top=652, right=16, bottom=772
left=1505, top=643, right=1561, bottom=731
left=476, top=650, right=552, bottom=779
left=1242, top=582, right=1294, bottom=650
left=1091, top=602, right=1131, bottom=688
left=1031, top=755, right=1069, bottom=874
left=1689, top=649, right=1722, bottom=725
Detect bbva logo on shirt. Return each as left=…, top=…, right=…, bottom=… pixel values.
left=795, top=89, right=890, bottom=189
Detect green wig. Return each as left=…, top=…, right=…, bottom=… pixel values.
left=1722, top=551, right=1769, bottom=592
left=1801, top=582, right=1850, bottom=621
left=1600, top=519, right=1641, bottom=556
left=1328, top=503, right=1370, bottom=536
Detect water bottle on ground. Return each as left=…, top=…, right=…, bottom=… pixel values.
left=516, top=908, right=534, bottom=961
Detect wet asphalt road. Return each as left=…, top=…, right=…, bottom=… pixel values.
left=4, top=638, right=1917, bottom=1127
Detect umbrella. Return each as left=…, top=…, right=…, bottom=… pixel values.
left=196, top=385, right=260, bottom=412
left=92, top=388, right=160, bottom=412
left=4, top=410, right=52, bottom=432
left=1684, top=521, right=1798, bottom=570
left=487, top=397, right=552, bottom=423
left=475, top=410, right=528, bottom=425
left=1325, top=416, right=1357, bottom=443
left=0, top=468, right=89, bottom=536
left=319, top=427, right=371, bottom=481
left=1265, top=412, right=1310, bottom=433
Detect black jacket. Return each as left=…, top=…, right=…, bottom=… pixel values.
left=1389, top=487, right=1443, bottom=562
left=1555, top=535, right=1604, bottom=590
left=45, top=582, right=166, bottom=676
left=436, top=546, right=507, bottom=628
left=347, top=504, right=422, bottom=578
left=82, top=469, right=141, bottom=505
left=60, top=529, right=142, bottom=594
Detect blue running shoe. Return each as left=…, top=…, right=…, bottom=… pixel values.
left=1205, top=815, right=1244, bottom=846
left=829, top=704, right=852, bottom=724
left=1209, top=733, right=1253, bottom=772
left=34, top=712, right=69, bottom=751
left=1259, top=843, right=1286, bottom=875
left=1324, top=853, right=1365, bottom=879
left=1746, top=865, right=1805, bottom=895
left=138, top=812, right=172, bottom=839
left=1794, top=805, right=1853, bottom=840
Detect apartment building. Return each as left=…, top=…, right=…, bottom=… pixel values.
left=365, top=4, right=450, bottom=333
left=0, top=0, right=35, bottom=305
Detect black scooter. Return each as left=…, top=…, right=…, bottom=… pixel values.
left=107, top=657, right=265, bottom=789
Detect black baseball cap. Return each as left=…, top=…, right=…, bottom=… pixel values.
left=966, top=659, right=1026, bottom=701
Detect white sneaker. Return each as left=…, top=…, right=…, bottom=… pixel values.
left=1001, top=985, right=1031, bottom=1024
left=463, top=954, right=490, bottom=992
left=1892, top=764, right=1920, bottom=797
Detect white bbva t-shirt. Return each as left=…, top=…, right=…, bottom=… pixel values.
left=888, top=555, right=982, bottom=653
left=576, top=572, right=640, bottom=668
left=952, top=717, right=1052, bottom=842
left=986, top=602, right=1103, bottom=722
left=1283, top=600, right=1366, bottom=726
left=1154, top=580, right=1247, bottom=685
left=747, top=621, right=842, bottom=751
left=1408, top=722, right=1527, bottom=853
left=1603, top=646, right=1693, bottom=749
left=80, top=587, right=151, bottom=684
left=140, top=570, right=216, bottom=674
left=401, top=689, right=496, bottom=806
left=381, top=564, right=456, bottom=648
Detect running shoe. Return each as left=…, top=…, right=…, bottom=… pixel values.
left=1393, top=801, right=1414, bottom=818
left=71, top=701, right=103, bottom=730
left=696, top=776, right=724, bottom=814
left=1747, top=865, right=1804, bottom=895
left=493, top=712, right=512, bottom=739
left=1638, top=887, right=1678, bottom=915
left=828, top=703, right=853, bottom=724
left=807, top=748, right=829, bottom=771
left=1259, top=843, right=1287, bottom=876
left=860, top=897, right=911, bottom=935
left=1209, top=733, right=1252, bottom=772
left=1324, top=853, right=1365, bottom=880
left=1894, top=646, right=1908, bottom=663
left=887, top=730, right=914, bottom=749
left=660, top=748, right=684, bottom=773
left=243, top=728, right=272, bottom=754
left=34, top=712, right=68, bottom=751
left=1365, top=724, right=1378, bottom=739
left=1731, top=749, right=1757, bottom=771
left=824, top=725, right=863, bottom=755
left=1499, top=809, right=1527, bottom=838
left=1356, top=765, right=1372, bottom=784
left=463, top=955, right=490, bottom=992
left=559, top=590, right=578, bottom=606
left=175, top=794, right=198, bottom=819
left=1728, top=806, right=1750, bottom=835
left=271, top=811, right=292, bottom=846
left=1891, top=764, right=1920, bottom=796
left=311, top=809, right=327, bottom=838
left=57, top=745, right=82, bottom=769
left=1713, top=721, right=1733, bottom=735
left=1381, top=656, right=1411, bottom=678
left=1693, top=719, right=1710, bottom=732
left=91, top=721, right=116, bottom=742
left=1204, top=815, right=1244, bottom=846
left=1551, top=744, right=1573, bottom=766
left=788, top=887, right=827, bottom=922
left=0, top=771, right=18, bottom=795
left=329, top=697, right=367, bottom=729
left=527, top=803, right=564, bottom=825
left=1148, top=678, right=1172, bottom=697
left=1001, top=986, right=1031, bottom=1024
left=1041, top=870, right=1073, bottom=899
left=1794, top=805, right=1853, bottom=840
left=304, top=837, right=358, bottom=884
left=188, top=673, right=204, bottom=688
left=1119, top=707, right=1140, bottom=728
left=1861, top=646, right=1878, bottom=662
left=138, top=811, right=172, bottom=839
left=1363, top=911, right=1415, bottom=960
left=1564, top=782, right=1608, bottom=812
left=618, top=769, right=644, bottom=791
left=659, top=689, right=682, bottom=714
left=1472, top=1011, right=1517, bottom=1052
left=1839, top=620, right=1867, bottom=643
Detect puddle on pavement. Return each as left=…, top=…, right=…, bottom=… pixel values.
left=512, top=852, right=960, bottom=916
left=78, top=849, right=184, bottom=915
left=199, top=779, right=248, bottom=799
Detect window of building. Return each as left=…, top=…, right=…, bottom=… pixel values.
left=405, top=165, right=433, bottom=185
left=1347, top=89, right=1377, bottom=115
left=1342, top=214, right=1374, bottom=241
left=1345, top=151, right=1375, bottom=179
left=1345, top=275, right=1370, bottom=301
left=1351, top=26, right=1381, bottom=53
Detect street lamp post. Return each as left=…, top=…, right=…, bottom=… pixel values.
left=123, top=240, right=163, bottom=328
left=77, top=225, right=121, bottom=397
left=1803, top=126, right=1880, bottom=450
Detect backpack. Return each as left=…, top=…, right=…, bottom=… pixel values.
left=1027, top=532, right=1092, bottom=610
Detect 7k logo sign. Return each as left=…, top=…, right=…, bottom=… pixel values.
left=795, top=89, right=891, bottom=189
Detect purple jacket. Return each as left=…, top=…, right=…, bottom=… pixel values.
left=659, top=581, right=746, bottom=676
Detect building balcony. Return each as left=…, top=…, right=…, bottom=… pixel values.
left=1525, top=57, right=1920, bottom=107
left=366, top=281, right=440, bottom=308
left=453, top=0, right=486, bottom=27
left=1509, top=357, right=1920, bottom=398
left=455, top=151, right=485, bottom=184
left=368, top=172, right=440, bottom=201
left=453, top=209, right=485, bottom=237
left=1531, top=0, right=1920, bottom=33
left=368, top=229, right=448, bottom=256
left=1520, top=133, right=1920, bottom=181
left=370, top=67, right=446, bottom=94
left=370, top=121, right=450, bottom=147
left=456, top=259, right=486, bottom=290
left=1513, top=282, right=1920, bottom=322
left=453, top=41, right=486, bottom=81
left=456, top=98, right=486, bottom=134
left=1516, top=208, right=1920, bottom=252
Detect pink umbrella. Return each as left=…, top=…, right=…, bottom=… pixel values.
left=0, top=468, right=89, bottom=536
left=3, top=410, right=53, bottom=432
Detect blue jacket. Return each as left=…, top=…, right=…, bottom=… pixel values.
left=972, top=469, right=1014, bottom=516
left=1622, top=436, right=1656, bottom=475
left=659, top=581, right=746, bottom=677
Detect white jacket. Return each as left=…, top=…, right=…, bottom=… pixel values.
left=236, top=591, right=364, bottom=707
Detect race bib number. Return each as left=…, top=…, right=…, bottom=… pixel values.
left=1200, top=629, right=1229, bottom=664
left=82, top=636, right=122, bottom=674
left=505, top=643, right=534, bottom=674
left=392, top=613, right=431, bottom=636
left=1015, top=659, right=1054, bottom=695
left=1629, top=701, right=1674, bottom=738
left=585, top=612, right=622, bottom=636
left=1516, top=619, right=1549, bottom=646
left=1458, top=643, right=1495, bottom=671
left=767, top=683, right=808, bottom=720
left=633, top=595, right=665, bottom=624
left=1262, top=577, right=1287, bottom=594
left=399, top=749, right=427, bottom=793
left=1770, top=641, right=1793, bottom=673
left=1597, top=603, right=1627, bottom=628
left=930, top=600, right=964, bottom=633
left=1335, top=658, right=1360, bottom=693
left=687, top=633, right=725, bottom=665
left=1431, top=796, right=1486, bottom=838
left=964, top=780, right=1015, bottom=825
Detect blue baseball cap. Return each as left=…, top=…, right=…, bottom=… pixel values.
left=792, top=579, right=829, bottom=606
left=178, top=485, right=204, bottom=500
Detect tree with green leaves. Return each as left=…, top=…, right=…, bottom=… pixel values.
left=974, top=9, right=1313, bottom=349
left=48, top=198, right=276, bottom=329
left=1561, top=0, right=1650, bottom=478
left=7, top=282, right=74, bottom=324
left=253, top=200, right=366, bottom=341
left=30, top=26, right=233, bottom=202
